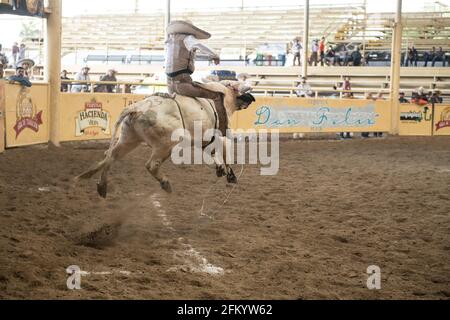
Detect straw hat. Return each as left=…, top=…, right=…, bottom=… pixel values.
left=166, top=20, right=211, bottom=39
left=17, top=58, right=35, bottom=68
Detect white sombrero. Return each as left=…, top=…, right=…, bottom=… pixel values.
left=17, top=58, right=35, bottom=68
left=167, top=20, right=211, bottom=39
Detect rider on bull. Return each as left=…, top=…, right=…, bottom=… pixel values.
left=165, top=20, right=228, bottom=136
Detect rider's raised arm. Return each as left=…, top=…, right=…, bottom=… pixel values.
left=183, top=35, right=219, bottom=59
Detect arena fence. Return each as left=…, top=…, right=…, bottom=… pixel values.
left=1, top=79, right=449, bottom=153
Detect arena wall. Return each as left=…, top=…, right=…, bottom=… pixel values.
left=59, top=93, right=146, bottom=142
left=0, top=81, right=5, bottom=153
left=3, top=82, right=49, bottom=148
left=230, top=97, right=391, bottom=133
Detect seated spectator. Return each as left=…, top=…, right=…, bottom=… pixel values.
left=324, top=45, right=336, bottom=66
left=343, top=76, right=353, bottom=98
left=0, top=50, right=8, bottom=69
left=8, top=66, right=32, bottom=87
left=413, top=87, right=429, bottom=105
left=16, top=58, right=35, bottom=79
left=296, top=77, right=313, bottom=97
left=71, top=65, right=91, bottom=93
left=429, top=90, right=443, bottom=104
left=350, top=47, right=362, bottom=66
left=365, top=92, right=375, bottom=100
left=424, top=47, right=436, bottom=67
left=432, top=47, right=446, bottom=67
left=407, top=46, right=418, bottom=67
left=60, top=70, right=70, bottom=92
left=399, top=92, right=409, bottom=103
left=95, top=69, right=118, bottom=93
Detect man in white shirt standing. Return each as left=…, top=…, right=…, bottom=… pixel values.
left=292, top=39, right=302, bottom=66
left=165, top=20, right=229, bottom=135
left=309, top=39, right=319, bottom=66
left=71, top=65, right=91, bottom=92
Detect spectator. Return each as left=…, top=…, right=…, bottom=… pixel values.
left=343, top=76, right=352, bottom=98
left=424, top=47, right=436, bottom=67
left=296, top=77, right=313, bottom=97
left=124, top=84, right=132, bottom=94
left=16, top=58, right=34, bottom=79
left=60, top=70, right=70, bottom=92
left=0, top=44, right=8, bottom=67
left=432, top=47, right=446, bottom=67
left=309, top=39, right=319, bottom=66
left=407, top=46, right=418, bottom=67
left=11, top=42, right=19, bottom=67
left=18, top=43, right=26, bottom=61
left=325, top=45, right=336, bottom=66
left=319, top=37, right=326, bottom=66
left=429, top=90, right=443, bottom=104
left=399, top=92, right=409, bottom=103
left=291, top=39, right=302, bottom=66
left=0, top=62, right=4, bottom=79
left=71, top=65, right=91, bottom=93
left=350, top=47, right=362, bottom=66
left=8, top=66, right=32, bottom=87
left=95, top=69, right=118, bottom=93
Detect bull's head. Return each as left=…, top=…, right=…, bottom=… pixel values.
left=221, top=80, right=256, bottom=111
left=236, top=92, right=256, bottom=110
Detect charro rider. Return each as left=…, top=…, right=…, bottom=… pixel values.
left=165, top=20, right=228, bottom=135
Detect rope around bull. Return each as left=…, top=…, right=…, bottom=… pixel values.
left=199, top=164, right=246, bottom=219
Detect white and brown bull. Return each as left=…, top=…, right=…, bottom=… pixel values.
left=75, top=82, right=255, bottom=198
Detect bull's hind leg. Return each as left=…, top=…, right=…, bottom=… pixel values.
left=145, top=148, right=172, bottom=193
left=96, top=138, right=140, bottom=198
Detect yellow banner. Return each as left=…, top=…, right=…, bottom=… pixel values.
left=0, top=81, right=5, bottom=153
left=399, top=103, right=433, bottom=136
left=59, top=93, right=146, bottom=142
left=230, top=97, right=391, bottom=133
left=4, top=82, right=49, bottom=147
left=433, top=104, right=450, bottom=136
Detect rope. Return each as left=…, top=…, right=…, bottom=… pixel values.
left=172, top=97, right=186, bottom=130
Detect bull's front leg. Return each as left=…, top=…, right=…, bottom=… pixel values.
left=219, top=136, right=237, bottom=184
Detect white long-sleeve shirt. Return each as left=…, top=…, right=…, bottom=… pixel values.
left=183, top=35, right=219, bottom=59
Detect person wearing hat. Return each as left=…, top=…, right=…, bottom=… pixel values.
left=95, top=69, right=118, bottom=93
left=71, top=65, right=91, bottom=93
left=8, top=66, right=32, bottom=87
left=165, top=20, right=229, bottom=135
left=16, top=58, right=35, bottom=79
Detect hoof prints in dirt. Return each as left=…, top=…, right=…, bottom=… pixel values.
left=76, top=222, right=122, bottom=249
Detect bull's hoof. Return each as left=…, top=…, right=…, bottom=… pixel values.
left=226, top=171, right=237, bottom=184
left=160, top=180, right=172, bottom=193
left=216, top=165, right=226, bottom=177
left=97, top=182, right=107, bottom=198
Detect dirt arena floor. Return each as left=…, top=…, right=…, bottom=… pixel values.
left=0, top=136, right=449, bottom=299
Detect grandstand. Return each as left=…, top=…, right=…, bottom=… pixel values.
left=59, top=2, right=450, bottom=55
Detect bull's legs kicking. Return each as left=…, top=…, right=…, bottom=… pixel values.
left=75, top=121, right=140, bottom=198
left=97, top=138, right=140, bottom=198
left=145, top=148, right=172, bottom=193
left=214, top=136, right=237, bottom=183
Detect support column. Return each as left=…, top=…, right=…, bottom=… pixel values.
left=301, top=0, right=309, bottom=77
left=164, top=0, right=171, bottom=40
left=47, top=0, right=62, bottom=146
left=389, top=0, right=402, bottom=135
